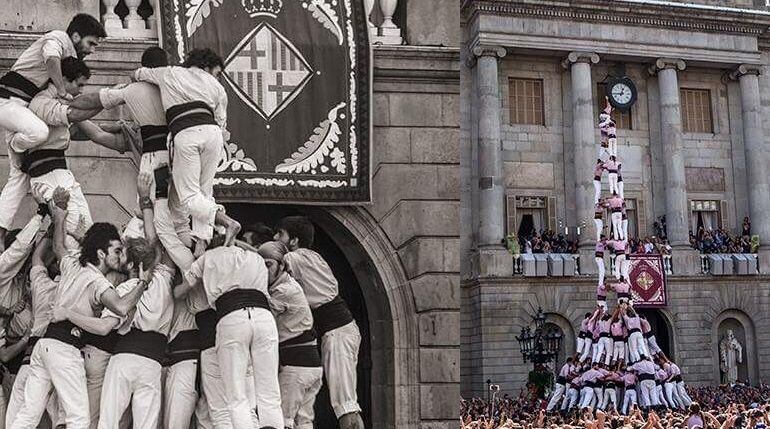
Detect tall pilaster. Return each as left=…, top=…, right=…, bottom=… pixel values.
left=562, top=51, right=599, bottom=272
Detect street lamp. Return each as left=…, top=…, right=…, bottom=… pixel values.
left=515, top=308, right=563, bottom=365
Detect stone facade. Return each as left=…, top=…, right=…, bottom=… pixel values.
left=462, top=0, right=770, bottom=397
left=0, top=1, right=460, bottom=428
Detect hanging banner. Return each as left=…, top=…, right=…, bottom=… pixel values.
left=160, top=0, right=371, bottom=203
left=628, top=254, right=668, bottom=307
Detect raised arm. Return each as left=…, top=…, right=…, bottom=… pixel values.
left=74, top=120, right=127, bottom=153
left=137, top=172, right=159, bottom=249
left=49, top=187, right=70, bottom=262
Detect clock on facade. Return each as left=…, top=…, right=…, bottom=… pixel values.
left=605, top=76, right=637, bottom=111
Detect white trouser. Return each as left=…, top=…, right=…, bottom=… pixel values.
left=561, top=387, right=578, bottom=411
left=164, top=359, right=198, bottom=429
left=279, top=365, right=323, bottom=429
left=593, top=218, right=603, bottom=243
left=638, top=379, right=655, bottom=408
left=170, top=124, right=224, bottom=242
left=6, top=365, right=60, bottom=429
left=622, top=219, right=628, bottom=241
left=614, top=254, right=626, bottom=280
left=655, top=384, right=667, bottom=407
left=321, top=321, right=362, bottom=418
left=618, top=180, right=624, bottom=200
left=593, top=180, right=601, bottom=204
left=595, top=257, right=605, bottom=286
left=609, top=138, right=617, bottom=157
left=575, top=335, right=585, bottom=355
left=139, top=150, right=170, bottom=200
left=216, top=308, right=281, bottom=429
left=600, top=388, right=617, bottom=411
left=676, top=382, right=692, bottom=407
left=621, top=389, right=637, bottom=415
left=546, top=383, right=566, bottom=412
left=598, top=145, right=610, bottom=159
left=98, top=353, right=161, bottom=429
left=611, top=212, right=623, bottom=240
left=82, top=346, right=111, bottom=429
left=664, top=382, right=682, bottom=410
left=627, top=332, right=647, bottom=362
left=11, top=339, right=88, bottom=429
left=32, top=170, right=93, bottom=251
left=646, top=336, right=662, bottom=356
left=578, top=386, right=594, bottom=409
left=611, top=340, right=625, bottom=364
left=594, top=337, right=612, bottom=365
left=155, top=193, right=195, bottom=271
left=591, top=387, right=602, bottom=409
left=0, top=99, right=48, bottom=230
left=608, top=173, right=618, bottom=195
left=579, top=339, right=593, bottom=363
left=200, top=347, right=259, bottom=429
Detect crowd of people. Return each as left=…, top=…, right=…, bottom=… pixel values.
left=512, top=231, right=672, bottom=257
left=461, top=383, right=770, bottom=428
left=0, top=14, right=365, bottom=429
left=689, top=224, right=757, bottom=255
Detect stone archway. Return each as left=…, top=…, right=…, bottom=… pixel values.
left=637, top=308, right=677, bottom=360
left=711, top=309, right=757, bottom=385
left=544, top=313, right=575, bottom=363
left=223, top=203, right=418, bottom=429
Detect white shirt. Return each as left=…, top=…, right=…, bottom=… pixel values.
left=103, top=264, right=175, bottom=336
left=11, top=30, right=76, bottom=88
left=0, top=215, right=42, bottom=309
left=54, top=254, right=113, bottom=318
left=185, top=247, right=269, bottom=310
left=99, top=82, right=166, bottom=126
left=268, top=272, right=313, bottom=343
left=29, top=266, right=59, bottom=337
left=134, top=66, right=228, bottom=129
left=283, top=248, right=338, bottom=309
left=28, top=85, right=73, bottom=150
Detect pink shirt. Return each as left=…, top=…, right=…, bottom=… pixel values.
left=610, top=321, right=624, bottom=337
left=613, top=240, right=627, bottom=252
left=559, top=363, right=572, bottom=378
left=641, top=318, right=651, bottom=334
left=614, top=281, right=630, bottom=295
left=624, top=314, right=641, bottom=331
left=582, top=369, right=605, bottom=383
left=656, top=368, right=668, bottom=381
left=599, top=319, right=611, bottom=333
left=594, top=164, right=604, bottom=178
left=603, top=159, right=619, bottom=172
left=580, top=318, right=591, bottom=332
left=597, top=283, right=607, bottom=299
left=608, top=195, right=623, bottom=210
left=622, top=372, right=637, bottom=386
left=632, top=360, right=656, bottom=375
left=591, top=321, right=601, bottom=339
left=595, top=241, right=606, bottom=253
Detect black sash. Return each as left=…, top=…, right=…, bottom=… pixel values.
left=139, top=125, right=168, bottom=154
left=629, top=328, right=641, bottom=334
left=5, top=346, right=25, bottom=374
left=166, top=329, right=201, bottom=366
left=44, top=321, right=84, bottom=349
left=595, top=251, right=604, bottom=257
left=673, top=375, right=683, bottom=383
left=214, top=289, right=270, bottom=320
left=278, top=329, right=321, bottom=367
left=82, top=331, right=121, bottom=354
left=638, top=374, right=655, bottom=381
left=166, top=101, right=216, bottom=137
left=312, top=295, right=354, bottom=337
left=599, top=332, right=610, bottom=338
left=618, top=292, right=630, bottom=298
left=611, top=207, right=622, bottom=213
left=21, top=150, right=67, bottom=178
left=113, top=328, right=167, bottom=364
left=612, top=335, right=624, bottom=342
left=0, top=71, right=41, bottom=102
left=556, top=376, right=567, bottom=385
left=195, top=309, right=218, bottom=351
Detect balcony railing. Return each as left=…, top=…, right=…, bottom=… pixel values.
left=699, top=253, right=758, bottom=275
left=100, top=0, right=404, bottom=44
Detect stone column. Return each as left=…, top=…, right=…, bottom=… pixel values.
left=562, top=52, right=599, bottom=273
left=650, top=58, right=700, bottom=275
left=730, top=64, right=770, bottom=273
left=472, top=45, right=511, bottom=276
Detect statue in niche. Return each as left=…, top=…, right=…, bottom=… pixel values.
left=719, top=330, right=743, bottom=385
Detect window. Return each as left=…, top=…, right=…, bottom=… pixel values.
left=690, top=200, right=723, bottom=233
left=509, top=78, right=544, bottom=125
left=597, top=83, right=632, bottom=129
left=680, top=88, right=713, bottom=133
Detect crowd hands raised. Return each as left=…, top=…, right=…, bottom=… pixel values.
left=0, top=13, right=365, bottom=429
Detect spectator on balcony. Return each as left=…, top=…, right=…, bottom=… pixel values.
left=742, top=216, right=751, bottom=236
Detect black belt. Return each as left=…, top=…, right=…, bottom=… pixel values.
left=615, top=249, right=625, bottom=255
left=578, top=331, right=587, bottom=339
left=44, top=321, right=84, bottom=349
left=139, top=125, right=168, bottom=154
left=556, top=376, right=567, bottom=385
left=584, top=381, right=596, bottom=388
left=606, top=382, right=617, bottom=388
left=595, top=251, right=604, bottom=257
left=21, top=149, right=67, bottom=178
left=594, top=176, right=601, bottom=181
left=82, top=331, right=121, bottom=354
left=214, top=289, right=270, bottom=320
left=608, top=133, right=616, bottom=139
left=154, top=165, right=170, bottom=199
left=166, top=329, right=201, bottom=366
left=595, top=214, right=603, bottom=219
left=625, top=384, right=636, bottom=389
left=673, top=375, right=682, bottom=383
left=0, top=71, right=41, bottom=102
left=597, top=295, right=606, bottom=301
left=312, top=295, right=354, bottom=337
left=599, top=332, right=610, bottom=338
left=643, top=332, right=653, bottom=339
left=618, top=292, right=630, bottom=298
left=611, top=208, right=622, bottom=213
left=638, top=374, right=655, bottom=381
left=195, top=309, right=218, bottom=351
left=279, top=344, right=321, bottom=368
left=612, top=335, right=624, bottom=341
left=166, top=101, right=217, bottom=137
left=629, top=328, right=641, bottom=334
left=113, top=328, right=167, bottom=364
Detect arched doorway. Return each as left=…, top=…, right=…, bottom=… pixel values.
left=712, top=310, right=758, bottom=385
left=223, top=203, right=395, bottom=428
left=636, top=309, right=673, bottom=359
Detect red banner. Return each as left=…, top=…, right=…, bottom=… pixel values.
left=628, top=254, right=667, bottom=307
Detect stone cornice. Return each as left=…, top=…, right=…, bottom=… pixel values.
left=462, top=0, right=770, bottom=37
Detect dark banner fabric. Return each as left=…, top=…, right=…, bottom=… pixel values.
left=160, top=0, right=371, bottom=203
left=629, top=254, right=668, bottom=308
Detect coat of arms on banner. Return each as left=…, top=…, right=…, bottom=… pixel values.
left=628, top=255, right=668, bottom=307
left=160, top=0, right=371, bottom=202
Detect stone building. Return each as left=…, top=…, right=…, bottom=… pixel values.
left=461, top=0, right=770, bottom=397
left=0, top=0, right=459, bottom=427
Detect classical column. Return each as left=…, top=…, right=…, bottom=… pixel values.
left=472, top=45, right=511, bottom=276
left=650, top=58, right=699, bottom=274
left=562, top=52, right=599, bottom=272
left=730, top=64, right=770, bottom=272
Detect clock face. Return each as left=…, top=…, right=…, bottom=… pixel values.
left=611, top=83, right=633, bottom=105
